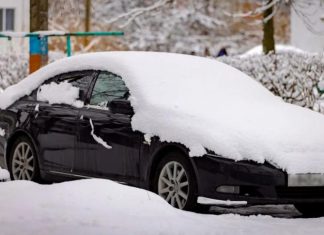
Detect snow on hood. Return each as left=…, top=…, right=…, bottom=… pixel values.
left=1, top=52, right=324, bottom=174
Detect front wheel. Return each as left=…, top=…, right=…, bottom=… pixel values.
left=295, top=203, right=324, bottom=217
left=9, top=136, right=40, bottom=182
left=153, top=152, right=206, bottom=211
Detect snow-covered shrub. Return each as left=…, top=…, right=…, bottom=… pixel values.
left=0, top=51, right=28, bottom=90
left=219, top=52, right=324, bottom=113
left=0, top=51, right=65, bottom=91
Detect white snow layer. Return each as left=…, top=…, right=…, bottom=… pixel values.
left=89, top=118, right=112, bottom=149
left=318, top=80, right=324, bottom=91
left=0, top=167, right=9, bottom=180
left=37, top=81, right=84, bottom=108
left=0, top=128, right=5, bottom=137
left=241, top=44, right=308, bottom=58
left=0, top=179, right=324, bottom=235
left=197, top=197, right=247, bottom=206
left=1, top=52, right=324, bottom=173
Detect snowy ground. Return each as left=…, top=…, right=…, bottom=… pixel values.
left=0, top=179, right=323, bottom=235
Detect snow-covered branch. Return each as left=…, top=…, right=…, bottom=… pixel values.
left=104, top=0, right=173, bottom=28
left=226, top=0, right=282, bottom=18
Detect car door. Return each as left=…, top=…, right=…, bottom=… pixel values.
left=32, top=71, right=97, bottom=173
left=76, top=71, right=141, bottom=184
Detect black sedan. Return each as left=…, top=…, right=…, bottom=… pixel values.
left=1, top=52, right=324, bottom=216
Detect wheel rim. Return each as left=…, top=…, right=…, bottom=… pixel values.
left=11, top=142, right=35, bottom=180
left=158, top=161, right=189, bottom=209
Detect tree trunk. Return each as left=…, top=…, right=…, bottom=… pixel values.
left=30, top=0, right=48, bottom=32
left=262, top=1, right=275, bottom=54
left=29, top=0, right=48, bottom=73
left=84, top=0, right=91, bottom=46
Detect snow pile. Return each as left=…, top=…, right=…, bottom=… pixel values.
left=240, top=45, right=308, bottom=58
left=220, top=52, right=324, bottom=113
left=0, top=51, right=28, bottom=91
left=0, top=179, right=324, bottom=235
left=0, top=167, right=10, bottom=181
left=37, top=81, right=84, bottom=108
left=0, top=128, right=5, bottom=137
left=318, top=80, right=324, bottom=91
left=2, top=52, right=324, bottom=173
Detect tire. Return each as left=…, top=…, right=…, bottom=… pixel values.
left=153, top=151, right=208, bottom=212
left=9, top=136, right=41, bottom=182
left=295, top=203, right=324, bottom=217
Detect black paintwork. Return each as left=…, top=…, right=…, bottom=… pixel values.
left=1, top=69, right=323, bottom=205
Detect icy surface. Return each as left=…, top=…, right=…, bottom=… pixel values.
left=1, top=52, right=324, bottom=173
left=37, top=81, right=84, bottom=108
left=0, top=179, right=323, bottom=235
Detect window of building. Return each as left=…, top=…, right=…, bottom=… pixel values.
left=0, top=8, right=15, bottom=31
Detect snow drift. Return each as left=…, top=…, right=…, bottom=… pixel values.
left=1, top=52, right=324, bottom=174
left=240, top=45, right=308, bottom=58
left=1, top=179, right=324, bottom=235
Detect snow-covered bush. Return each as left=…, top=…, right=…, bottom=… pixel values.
left=0, top=51, right=28, bottom=91
left=219, top=52, right=324, bottom=113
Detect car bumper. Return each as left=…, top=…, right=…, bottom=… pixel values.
left=194, top=154, right=324, bottom=205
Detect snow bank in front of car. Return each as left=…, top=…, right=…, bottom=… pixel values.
left=1, top=179, right=324, bottom=235
left=1, top=52, right=324, bottom=173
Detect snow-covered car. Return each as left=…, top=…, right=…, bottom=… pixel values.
left=1, top=52, right=324, bottom=216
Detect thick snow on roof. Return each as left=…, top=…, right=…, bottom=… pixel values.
left=0, top=179, right=324, bottom=235
left=1, top=52, right=324, bottom=173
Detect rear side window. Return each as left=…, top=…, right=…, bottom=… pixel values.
left=90, top=71, right=128, bottom=107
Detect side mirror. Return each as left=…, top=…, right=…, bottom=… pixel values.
left=108, top=99, right=134, bottom=115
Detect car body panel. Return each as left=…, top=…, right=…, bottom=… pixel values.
left=75, top=106, right=141, bottom=183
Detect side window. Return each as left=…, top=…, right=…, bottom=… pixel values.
left=30, top=71, right=95, bottom=101
left=58, top=72, right=95, bottom=101
left=90, top=71, right=128, bottom=107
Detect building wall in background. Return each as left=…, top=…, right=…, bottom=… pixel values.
left=0, top=0, right=29, bottom=53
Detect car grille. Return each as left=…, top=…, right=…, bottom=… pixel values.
left=276, top=187, right=324, bottom=199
